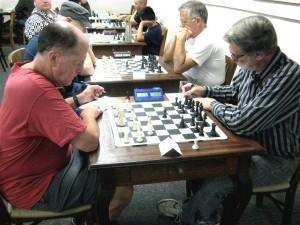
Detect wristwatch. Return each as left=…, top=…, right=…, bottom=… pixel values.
left=73, top=95, right=80, bottom=107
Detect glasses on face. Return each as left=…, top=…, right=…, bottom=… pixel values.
left=230, top=53, right=245, bottom=62
left=180, top=17, right=196, bottom=26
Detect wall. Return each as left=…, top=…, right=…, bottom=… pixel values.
left=148, top=0, right=300, bottom=64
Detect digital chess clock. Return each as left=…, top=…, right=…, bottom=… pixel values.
left=112, top=51, right=132, bottom=58
left=134, top=87, right=164, bottom=102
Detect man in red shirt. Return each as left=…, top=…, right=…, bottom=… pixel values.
left=0, top=21, right=133, bottom=223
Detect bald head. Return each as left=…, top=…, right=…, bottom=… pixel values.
left=37, top=21, right=88, bottom=55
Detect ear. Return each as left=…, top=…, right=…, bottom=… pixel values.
left=48, top=50, right=59, bottom=67
left=255, top=52, right=265, bottom=61
left=65, top=17, right=72, bottom=23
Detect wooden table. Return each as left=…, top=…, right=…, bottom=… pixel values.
left=89, top=98, right=264, bottom=225
left=91, top=41, right=146, bottom=57
left=87, top=58, right=186, bottom=96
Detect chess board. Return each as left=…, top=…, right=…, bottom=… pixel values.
left=92, top=55, right=167, bottom=81
left=108, top=100, right=227, bottom=147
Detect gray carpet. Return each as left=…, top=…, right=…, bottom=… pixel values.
left=0, top=47, right=299, bottom=225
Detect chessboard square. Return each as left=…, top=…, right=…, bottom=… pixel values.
left=168, top=110, right=179, bottom=115
left=164, top=124, right=177, bottom=130
left=165, top=106, right=174, bottom=111
left=144, top=108, right=155, bottom=112
left=153, top=125, right=165, bottom=130
left=136, top=112, right=147, bottom=117
left=156, top=130, right=169, bottom=136
left=152, top=103, right=163, bottom=107
left=158, top=135, right=170, bottom=141
left=170, top=114, right=181, bottom=119
left=179, top=128, right=193, bottom=134
left=206, top=132, right=220, bottom=137
left=133, top=104, right=143, bottom=108
left=162, top=120, right=173, bottom=124
left=146, top=111, right=157, bottom=117
left=138, top=116, right=149, bottom=121
left=183, top=133, right=197, bottom=139
left=168, top=129, right=181, bottom=135
left=170, top=134, right=185, bottom=142
left=146, top=136, right=160, bottom=144
left=140, top=121, right=148, bottom=126
left=157, top=111, right=164, bottom=116
left=150, top=115, right=160, bottom=120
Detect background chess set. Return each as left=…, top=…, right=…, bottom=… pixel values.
left=88, top=33, right=126, bottom=43
left=91, top=55, right=167, bottom=81
left=108, top=99, right=228, bottom=147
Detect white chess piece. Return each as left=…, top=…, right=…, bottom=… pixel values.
left=118, top=108, right=126, bottom=127
left=123, top=130, right=130, bottom=144
left=147, top=119, right=154, bottom=135
left=192, top=140, right=199, bottom=150
left=136, top=130, right=144, bottom=143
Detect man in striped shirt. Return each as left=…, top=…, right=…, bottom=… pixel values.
left=159, top=15, right=300, bottom=225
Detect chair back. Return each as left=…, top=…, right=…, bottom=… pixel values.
left=8, top=47, right=25, bottom=66
left=159, top=25, right=168, bottom=57
left=224, top=55, right=237, bottom=85
left=0, top=10, right=16, bottom=50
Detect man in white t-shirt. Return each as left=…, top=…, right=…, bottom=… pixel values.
left=163, top=1, right=225, bottom=86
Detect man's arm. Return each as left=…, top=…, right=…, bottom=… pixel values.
left=70, top=105, right=101, bottom=152
left=136, top=21, right=145, bottom=41
left=129, top=10, right=138, bottom=26
left=162, top=35, right=177, bottom=63
left=173, top=29, right=196, bottom=73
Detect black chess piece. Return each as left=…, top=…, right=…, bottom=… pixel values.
left=195, top=121, right=200, bottom=132
left=208, top=123, right=218, bottom=137
left=198, top=122, right=204, bottom=136
left=191, top=116, right=195, bottom=126
left=162, top=109, right=167, bottom=118
left=203, top=113, right=209, bottom=126
left=126, top=61, right=129, bottom=68
left=178, top=100, right=182, bottom=108
left=141, top=61, right=145, bottom=69
left=157, top=65, right=162, bottom=73
left=175, top=97, right=178, bottom=106
left=184, top=95, right=188, bottom=106
left=179, top=116, right=186, bottom=128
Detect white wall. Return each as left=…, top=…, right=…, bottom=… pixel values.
left=148, top=0, right=300, bottom=64
left=1, top=0, right=299, bottom=63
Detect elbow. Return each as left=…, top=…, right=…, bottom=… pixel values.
left=173, top=66, right=184, bottom=74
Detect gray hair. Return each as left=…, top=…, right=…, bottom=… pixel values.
left=179, top=0, right=208, bottom=24
left=224, top=15, right=278, bottom=54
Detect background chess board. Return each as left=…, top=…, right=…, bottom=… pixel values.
left=93, top=55, right=167, bottom=79
left=108, top=101, right=227, bottom=147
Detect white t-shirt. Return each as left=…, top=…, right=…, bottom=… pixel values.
left=183, top=28, right=225, bottom=85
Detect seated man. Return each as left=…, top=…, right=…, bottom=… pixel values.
left=129, top=0, right=147, bottom=30
left=24, top=1, right=96, bottom=77
left=163, top=1, right=225, bottom=86
left=0, top=21, right=133, bottom=224
left=24, top=0, right=57, bottom=41
left=159, top=15, right=300, bottom=225
left=136, top=6, right=162, bottom=56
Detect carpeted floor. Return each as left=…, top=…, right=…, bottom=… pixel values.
left=1, top=47, right=300, bottom=225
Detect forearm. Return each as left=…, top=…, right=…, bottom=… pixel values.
left=163, top=35, right=176, bottom=63
left=72, top=116, right=100, bottom=152
left=204, top=85, right=237, bottom=104
left=136, top=23, right=144, bottom=41
left=173, top=37, right=186, bottom=73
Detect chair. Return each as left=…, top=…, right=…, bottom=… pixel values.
left=159, top=25, right=168, bottom=57
left=250, top=164, right=300, bottom=225
left=7, top=47, right=25, bottom=67
left=0, top=10, right=16, bottom=50
left=0, top=46, right=8, bottom=71
left=223, top=55, right=237, bottom=85
left=0, top=193, right=97, bottom=225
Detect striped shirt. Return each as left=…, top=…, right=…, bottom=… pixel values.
left=205, top=48, right=300, bottom=158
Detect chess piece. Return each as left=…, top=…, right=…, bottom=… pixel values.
left=132, top=120, right=138, bottom=131
left=117, top=108, right=125, bottom=127
left=179, top=116, right=186, bottom=128
left=162, top=109, right=167, bottom=118
left=123, top=130, right=130, bottom=144
left=184, top=95, right=188, bottom=106
left=136, top=129, right=144, bottom=143
left=157, top=65, right=162, bottom=73
left=208, top=123, right=218, bottom=137
left=192, top=140, right=199, bottom=150
left=191, top=116, right=195, bottom=126
left=175, top=97, right=178, bottom=106
left=126, top=61, right=129, bottom=68
left=141, top=61, right=145, bottom=69
left=147, top=120, right=155, bottom=136
left=198, top=122, right=204, bottom=136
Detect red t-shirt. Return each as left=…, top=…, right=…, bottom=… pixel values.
left=0, top=63, right=86, bottom=209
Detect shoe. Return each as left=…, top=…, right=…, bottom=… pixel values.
left=157, top=198, right=182, bottom=218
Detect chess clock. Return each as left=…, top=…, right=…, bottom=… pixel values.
left=134, top=87, right=164, bottom=102
left=112, top=51, right=132, bottom=58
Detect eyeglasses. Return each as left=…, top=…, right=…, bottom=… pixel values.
left=180, top=17, right=196, bottom=25
left=230, top=53, right=245, bottom=62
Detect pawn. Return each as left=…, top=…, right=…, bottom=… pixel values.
left=162, top=109, right=167, bottom=118
left=192, top=140, right=199, bottom=150
left=157, top=65, right=162, bottom=73
left=175, top=97, right=178, bottom=106
left=179, top=116, right=186, bottom=128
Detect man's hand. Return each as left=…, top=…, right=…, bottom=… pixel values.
left=140, top=20, right=153, bottom=27
left=184, top=85, right=205, bottom=98
left=77, top=85, right=105, bottom=105
left=176, top=28, right=192, bottom=41
left=80, top=105, right=102, bottom=120
left=197, top=97, right=216, bottom=111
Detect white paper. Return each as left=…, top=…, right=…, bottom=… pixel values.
left=159, top=137, right=182, bottom=157
left=79, top=96, right=112, bottom=111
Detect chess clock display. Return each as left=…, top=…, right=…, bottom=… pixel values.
left=112, top=51, right=132, bottom=58
left=134, top=87, right=164, bottom=102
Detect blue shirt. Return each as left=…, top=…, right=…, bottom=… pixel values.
left=143, top=23, right=162, bottom=56
left=23, top=35, right=38, bottom=61
left=205, top=48, right=300, bottom=158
